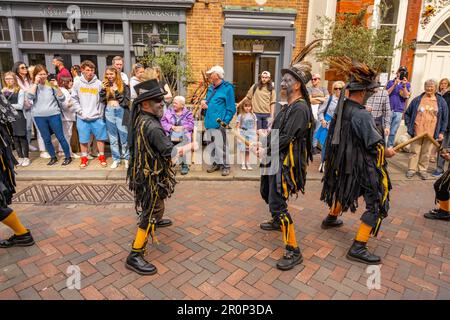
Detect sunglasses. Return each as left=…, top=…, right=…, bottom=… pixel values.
left=312, top=78, right=320, bottom=81
left=334, top=87, right=343, bottom=91
left=20, top=66, right=28, bottom=69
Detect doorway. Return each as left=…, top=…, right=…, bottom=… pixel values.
left=233, top=53, right=279, bottom=101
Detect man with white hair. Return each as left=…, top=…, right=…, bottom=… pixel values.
left=201, top=65, right=236, bottom=176
left=237, top=71, right=276, bottom=130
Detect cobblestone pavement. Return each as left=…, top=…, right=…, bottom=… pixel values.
left=1, top=180, right=449, bottom=300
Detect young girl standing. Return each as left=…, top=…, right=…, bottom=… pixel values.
left=99, top=66, right=130, bottom=169
left=236, top=100, right=257, bottom=170
left=2, top=72, right=29, bottom=166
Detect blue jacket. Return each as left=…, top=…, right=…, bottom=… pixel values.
left=404, top=93, right=448, bottom=139
left=204, top=80, right=236, bottom=129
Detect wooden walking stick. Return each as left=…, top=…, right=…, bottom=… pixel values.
left=393, top=132, right=428, bottom=152
left=393, top=132, right=449, bottom=154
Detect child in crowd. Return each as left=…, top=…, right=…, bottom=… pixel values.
left=161, top=96, right=194, bottom=175
left=2, top=72, right=29, bottom=166
left=236, top=100, right=257, bottom=170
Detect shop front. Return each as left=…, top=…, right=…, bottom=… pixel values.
left=0, top=1, right=194, bottom=83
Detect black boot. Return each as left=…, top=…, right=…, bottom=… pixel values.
left=155, top=218, right=173, bottom=228
left=260, top=218, right=281, bottom=231
left=0, top=230, right=35, bottom=248
left=125, top=250, right=157, bottom=275
left=346, top=240, right=381, bottom=265
left=321, top=215, right=344, bottom=229
left=276, top=246, right=303, bottom=271
left=424, top=209, right=450, bottom=221
left=47, top=157, right=58, bottom=166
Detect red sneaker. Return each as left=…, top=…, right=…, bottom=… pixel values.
left=98, top=155, right=107, bottom=167
left=80, top=156, right=88, bottom=169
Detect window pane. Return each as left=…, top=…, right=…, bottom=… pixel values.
left=21, top=20, right=32, bottom=29
left=32, top=19, right=43, bottom=30
left=33, top=31, right=45, bottom=42
left=381, top=0, right=399, bottom=25
left=22, top=30, right=33, bottom=41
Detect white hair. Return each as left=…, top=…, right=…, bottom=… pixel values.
left=424, top=79, right=438, bottom=90
left=173, top=95, right=186, bottom=105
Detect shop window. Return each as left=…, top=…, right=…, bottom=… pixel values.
left=432, top=17, right=450, bottom=46
left=0, top=18, right=10, bottom=42
left=27, top=53, right=46, bottom=66
left=0, top=51, right=13, bottom=77
left=21, top=19, right=45, bottom=42
left=77, top=22, right=99, bottom=43
left=103, top=23, right=123, bottom=45
left=157, top=23, right=179, bottom=45
left=49, top=21, right=68, bottom=43
left=131, top=23, right=153, bottom=44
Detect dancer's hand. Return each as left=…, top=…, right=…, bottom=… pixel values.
left=385, top=147, right=396, bottom=158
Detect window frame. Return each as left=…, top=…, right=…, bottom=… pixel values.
left=20, top=18, right=45, bottom=42
left=102, top=22, right=124, bottom=45
left=0, top=18, right=10, bottom=42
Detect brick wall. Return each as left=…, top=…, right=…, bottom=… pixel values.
left=185, top=0, right=309, bottom=97
left=400, top=0, right=423, bottom=76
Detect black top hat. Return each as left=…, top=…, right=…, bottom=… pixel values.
left=281, top=62, right=312, bottom=85
left=133, top=79, right=167, bottom=105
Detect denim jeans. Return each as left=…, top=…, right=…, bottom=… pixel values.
left=105, top=106, right=129, bottom=161
left=205, top=127, right=230, bottom=169
left=34, top=114, right=71, bottom=158
left=388, top=111, right=403, bottom=147
left=255, top=113, right=271, bottom=130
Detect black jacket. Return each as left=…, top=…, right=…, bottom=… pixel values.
left=321, top=99, right=391, bottom=216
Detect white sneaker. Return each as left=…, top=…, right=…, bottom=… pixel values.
left=241, top=164, right=247, bottom=170
left=124, top=160, right=129, bottom=169
left=16, top=158, right=23, bottom=166
left=29, top=145, right=38, bottom=152
left=21, top=158, right=31, bottom=167
left=87, top=154, right=94, bottom=160
left=40, top=152, right=51, bottom=159
left=246, top=165, right=253, bottom=170
left=72, top=153, right=80, bottom=159
left=110, top=160, right=121, bottom=169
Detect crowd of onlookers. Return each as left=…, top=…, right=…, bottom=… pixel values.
left=2, top=57, right=449, bottom=179
left=0, top=55, right=201, bottom=173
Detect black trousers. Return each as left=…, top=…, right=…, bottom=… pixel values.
left=13, top=136, right=29, bottom=158
left=0, top=206, right=13, bottom=221
left=434, top=169, right=450, bottom=201
left=360, top=191, right=379, bottom=228
left=260, top=174, right=288, bottom=220
left=138, top=197, right=165, bottom=230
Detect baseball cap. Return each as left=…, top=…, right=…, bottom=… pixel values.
left=261, top=71, right=271, bottom=78
left=206, top=65, right=224, bottom=76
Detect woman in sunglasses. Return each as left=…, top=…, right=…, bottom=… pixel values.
left=316, top=81, right=345, bottom=172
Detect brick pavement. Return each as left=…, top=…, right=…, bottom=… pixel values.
left=1, top=180, right=449, bottom=300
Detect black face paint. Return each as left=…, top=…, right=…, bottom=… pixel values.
left=281, top=73, right=299, bottom=101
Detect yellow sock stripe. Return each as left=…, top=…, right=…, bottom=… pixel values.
left=285, top=216, right=290, bottom=246
left=280, top=217, right=287, bottom=245
left=289, top=142, right=298, bottom=191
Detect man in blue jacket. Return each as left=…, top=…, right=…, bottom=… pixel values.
left=201, top=65, right=236, bottom=176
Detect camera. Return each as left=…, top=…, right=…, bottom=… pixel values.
left=398, top=67, right=408, bottom=81
left=48, top=73, right=57, bottom=81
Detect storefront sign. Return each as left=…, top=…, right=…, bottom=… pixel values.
left=126, top=9, right=179, bottom=17
left=40, top=5, right=95, bottom=17
left=247, top=29, right=272, bottom=36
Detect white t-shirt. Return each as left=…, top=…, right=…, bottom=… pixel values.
left=121, top=72, right=129, bottom=86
